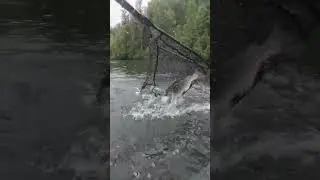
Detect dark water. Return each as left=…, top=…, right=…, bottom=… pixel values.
left=212, top=63, right=320, bottom=179
left=0, top=1, right=107, bottom=179
left=110, top=60, right=210, bottom=179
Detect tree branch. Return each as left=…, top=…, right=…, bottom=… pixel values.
left=114, top=0, right=209, bottom=68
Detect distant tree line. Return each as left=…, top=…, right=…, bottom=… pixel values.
left=110, top=0, right=210, bottom=61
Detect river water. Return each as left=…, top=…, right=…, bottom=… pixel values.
left=0, top=1, right=107, bottom=180
left=0, top=1, right=210, bottom=180
left=110, top=59, right=210, bottom=179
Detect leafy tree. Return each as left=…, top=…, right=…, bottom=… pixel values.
left=110, top=0, right=210, bottom=61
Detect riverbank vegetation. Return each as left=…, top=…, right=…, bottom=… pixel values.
left=110, top=0, right=210, bottom=61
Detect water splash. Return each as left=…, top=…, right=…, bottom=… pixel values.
left=124, top=86, right=210, bottom=120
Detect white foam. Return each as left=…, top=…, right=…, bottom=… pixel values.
left=124, top=87, right=210, bottom=120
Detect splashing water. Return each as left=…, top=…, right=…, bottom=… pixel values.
left=124, top=86, right=210, bottom=120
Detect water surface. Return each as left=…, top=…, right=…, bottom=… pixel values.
left=0, top=1, right=107, bottom=179
left=110, top=59, right=210, bottom=179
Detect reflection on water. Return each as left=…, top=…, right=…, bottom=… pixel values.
left=110, top=60, right=210, bottom=179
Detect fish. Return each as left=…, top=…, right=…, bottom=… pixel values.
left=165, top=69, right=202, bottom=103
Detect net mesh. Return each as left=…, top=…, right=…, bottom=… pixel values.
left=116, top=0, right=210, bottom=95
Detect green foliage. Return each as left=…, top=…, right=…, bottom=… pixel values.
left=110, top=0, right=210, bottom=61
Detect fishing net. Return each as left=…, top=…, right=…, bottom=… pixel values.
left=115, top=0, right=210, bottom=96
